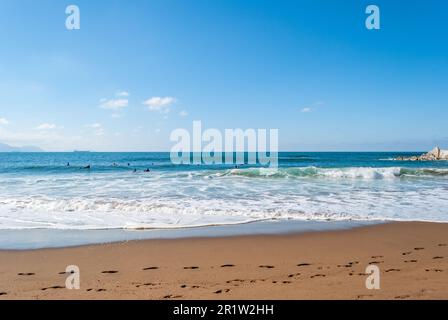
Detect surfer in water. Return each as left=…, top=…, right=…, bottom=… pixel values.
left=83, top=165, right=91, bottom=169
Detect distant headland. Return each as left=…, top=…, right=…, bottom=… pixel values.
left=0, top=142, right=43, bottom=152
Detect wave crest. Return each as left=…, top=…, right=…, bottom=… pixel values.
left=210, top=166, right=448, bottom=179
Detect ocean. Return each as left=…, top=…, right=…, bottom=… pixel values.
left=0, top=152, right=447, bottom=231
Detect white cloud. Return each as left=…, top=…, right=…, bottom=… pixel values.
left=155, top=128, right=161, bottom=134
left=116, top=90, right=129, bottom=97
left=86, top=123, right=102, bottom=129
left=178, top=110, right=188, bottom=117
left=143, top=96, right=176, bottom=113
left=300, top=101, right=324, bottom=113
left=0, top=117, right=9, bottom=125
left=99, top=98, right=128, bottom=110
left=36, top=123, right=58, bottom=130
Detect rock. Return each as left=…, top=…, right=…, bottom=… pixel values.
left=440, top=149, right=448, bottom=160
left=427, top=147, right=440, bottom=158
left=419, top=153, right=436, bottom=161
left=394, top=146, right=448, bottom=161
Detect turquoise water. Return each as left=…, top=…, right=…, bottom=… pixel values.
left=0, top=152, right=447, bottom=230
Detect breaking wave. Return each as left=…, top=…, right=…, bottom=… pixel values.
left=206, top=166, right=448, bottom=179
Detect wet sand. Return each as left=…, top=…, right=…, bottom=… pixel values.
left=0, top=221, right=447, bottom=299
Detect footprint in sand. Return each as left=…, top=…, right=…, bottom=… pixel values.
left=404, top=260, right=418, bottom=263
left=402, top=252, right=412, bottom=256
left=369, top=261, right=384, bottom=264
left=0, top=292, right=7, bottom=296
left=288, top=273, right=301, bottom=278
left=142, top=267, right=159, bottom=270
left=356, top=294, right=374, bottom=299
left=214, top=289, right=230, bottom=294
left=282, top=281, right=292, bottom=284
left=220, top=264, right=235, bottom=268
left=180, top=285, right=187, bottom=288
left=163, top=294, right=182, bottom=299
left=438, top=244, right=447, bottom=247
left=184, top=266, right=199, bottom=270
left=385, top=268, right=401, bottom=272
left=310, top=274, right=326, bottom=278
left=136, top=283, right=157, bottom=288
left=395, top=295, right=411, bottom=299
left=338, top=261, right=359, bottom=268
left=425, top=269, right=443, bottom=272
left=96, top=289, right=106, bottom=292
left=297, top=263, right=311, bottom=267
left=58, top=271, right=74, bottom=275
left=101, top=270, right=118, bottom=274
left=371, top=255, right=383, bottom=259
left=433, top=256, right=444, bottom=259
left=338, top=264, right=352, bottom=268
left=414, top=247, right=425, bottom=251
left=18, top=272, right=35, bottom=276
left=41, top=286, right=64, bottom=291
left=226, top=279, right=244, bottom=284
left=259, top=265, right=275, bottom=269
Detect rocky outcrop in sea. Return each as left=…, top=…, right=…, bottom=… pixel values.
left=395, top=147, right=448, bottom=161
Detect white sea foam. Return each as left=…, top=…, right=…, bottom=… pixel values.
left=212, top=166, right=448, bottom=179
left=0, top=167, right=447, bottom=229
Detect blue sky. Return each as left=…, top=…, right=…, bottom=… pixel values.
left=0, top=0, right=447, bottom=151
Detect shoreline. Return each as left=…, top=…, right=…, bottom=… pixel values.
left=0, top=221, right=447, bottom=299
left=0, top=219, right=377, bottom=250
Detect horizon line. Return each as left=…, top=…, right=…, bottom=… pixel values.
left=0, top=150, right=428, bottom=153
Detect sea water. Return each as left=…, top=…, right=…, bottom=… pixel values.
left=0, top=152, right=447, bottom=231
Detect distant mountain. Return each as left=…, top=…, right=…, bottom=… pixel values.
left=0, top=142, right=44, bottom=152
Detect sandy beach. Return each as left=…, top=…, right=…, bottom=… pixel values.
left=0, top=221, right=446, bottom=300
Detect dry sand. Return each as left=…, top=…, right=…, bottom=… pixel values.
left=0, top=221, right=447, bottom=300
